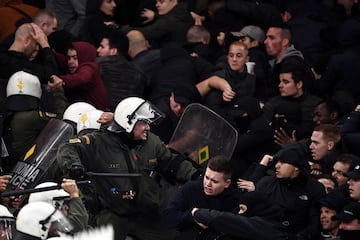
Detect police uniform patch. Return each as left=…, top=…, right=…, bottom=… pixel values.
left=69, top=138, right=81, bottom=144
left=82, top=135, right=91, bottom=144
left=148, top=158, right=157, bottom=164
left=148, top=158, right=158, bottom=168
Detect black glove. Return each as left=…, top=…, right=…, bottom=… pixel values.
left=69, top=164, right=85, bottom=180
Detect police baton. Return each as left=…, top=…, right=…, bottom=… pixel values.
left=86, top=172, right=142, bottom=178
left=0, top=180, right=91, bottom=198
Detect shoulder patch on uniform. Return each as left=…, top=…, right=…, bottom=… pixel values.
left=82, top=135, right=91, bottom=144
left=69, top=138, right=81, bottom=144
left=148, top=158, right=157, bottom=164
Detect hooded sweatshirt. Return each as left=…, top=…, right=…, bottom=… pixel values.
left=61, top=41, right=109, bottom=110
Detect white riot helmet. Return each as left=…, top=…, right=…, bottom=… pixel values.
left=62, top=102, right=96, bottom=125
left=16, top=202, right=73, bottom=240
left=28, top=182, right=70, bottom=209
left=0, top=204, right=15, bottom=240
left=48, top=225, right=114, bottom=240
left=112, top=97, right=164, bottom=133
left=47, top=238, right=69, bottom=240
left=6, top=71, right=42, bottom=111
left=77, top=109, right=104, bottom=134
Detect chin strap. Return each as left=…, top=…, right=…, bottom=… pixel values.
left=39, top=208, right=57, bottom=240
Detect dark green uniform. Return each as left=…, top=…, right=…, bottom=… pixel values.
left=57, top=129, right=197, bottom=240
left=6, top=87, right=67, bottom=170
left=67, top=197, right=89, bottom=233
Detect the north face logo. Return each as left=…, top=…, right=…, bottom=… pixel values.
left=299, top=195, right=308, bottom=201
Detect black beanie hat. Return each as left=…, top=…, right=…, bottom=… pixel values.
left=273, top=142, right=311, bottom=173
left=318, top=191, right=349, bottom=213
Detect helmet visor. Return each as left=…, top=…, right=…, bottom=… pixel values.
left=132, top=101, right=164, bottom=126
left=47, top=210, right=73, bottom=237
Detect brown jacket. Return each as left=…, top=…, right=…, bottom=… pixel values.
left=0, top=0, right=39, bottom=42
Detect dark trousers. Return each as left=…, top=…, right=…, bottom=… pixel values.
left=97, top=209, right=177, bottom=240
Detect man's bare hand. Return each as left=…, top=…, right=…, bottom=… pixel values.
left=355, top=104, right=360, bottom=112
left=30, top=23, right=49, bottom=48
left=48, top=75, right=63, bottom=90
left=237, top=178, right=255, bottom=192
left=61, top=178, right=79, bottom=198
left=222, top=82, right=235, bottom=102
left=274, top=128, right=296, bottom=146
left=260, top=154, right=273, bottom=166
left=2, top=196, right=23, bottom=209
left=97, top=112, right=114, bottom=124
left=217, top=32, right=225, bottom=46
left=0, top=175, right=11, bottom=192
left=190, top=11, right=204, bottom=26
left=140, top=8, right=155, bottom=24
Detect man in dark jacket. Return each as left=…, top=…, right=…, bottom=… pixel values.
left=264, top=24, right=314, bottom=100
left=332, top=202, right=360, bottom=240
left=191, top=191, right=288, bottom=240
left=230, top=25, right=270, bottom=102
left=317, top=191, right=348, bottom=240
left=251, top=142, right=326, bottom=240
left=96, top=31, right=147, bottom=112
left=202, top=41, right=256, bottom=122
left=127, top=29, right=162, bottom=98
left=151, top=83, right=200, bottom=144
left=122, top=0, right=193, bottom=47
left=230, top=97, right=276, bottom=179
left=309, top=124, right=342, bottom=176
left=340, top=104, right=360, bottom=156
left=316, top=19, right=360, bottom=103
left=262, top=58, right=321, bottom=142
left=163, top=155, right=242, bottom=240
left=149, top=43, right=216, bottom=105
left=0, top=22, right=59, bottom=81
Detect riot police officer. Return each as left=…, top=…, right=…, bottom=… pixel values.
left=57, top=97, right=199, bottom=240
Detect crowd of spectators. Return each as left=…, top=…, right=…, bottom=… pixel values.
left=1, top=0, right=360, bottom=240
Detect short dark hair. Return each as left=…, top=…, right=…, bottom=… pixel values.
left=267, top=23, right=292, bottom=44
left=336, top=153, right=360, bottom=170
left=33, top=9, right=57, bottom=24
left=279, top=57, right=306, bottom=83
left=186, top=25, right=210, bottom=43
left=207, top=155, right=232, bottom=180
left=103, top=31, right=129, bottom=55
left=330, top=90, right=356, bottom=117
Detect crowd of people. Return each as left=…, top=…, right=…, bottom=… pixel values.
left=1, top=0, right=360, bottom=240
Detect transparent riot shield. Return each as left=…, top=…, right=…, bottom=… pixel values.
left=168, top=103, right=238, bottom=165
left=7, top=119, right=74, bottom=193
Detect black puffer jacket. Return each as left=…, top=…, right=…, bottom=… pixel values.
left=122, top=2, right=194, bottom=47
left=97, top=55, right=147, bottom=112
left=149, top=44, right=216, bottom=104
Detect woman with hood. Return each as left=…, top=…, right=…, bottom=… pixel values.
left=80, top=0, right=119, bottom=47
